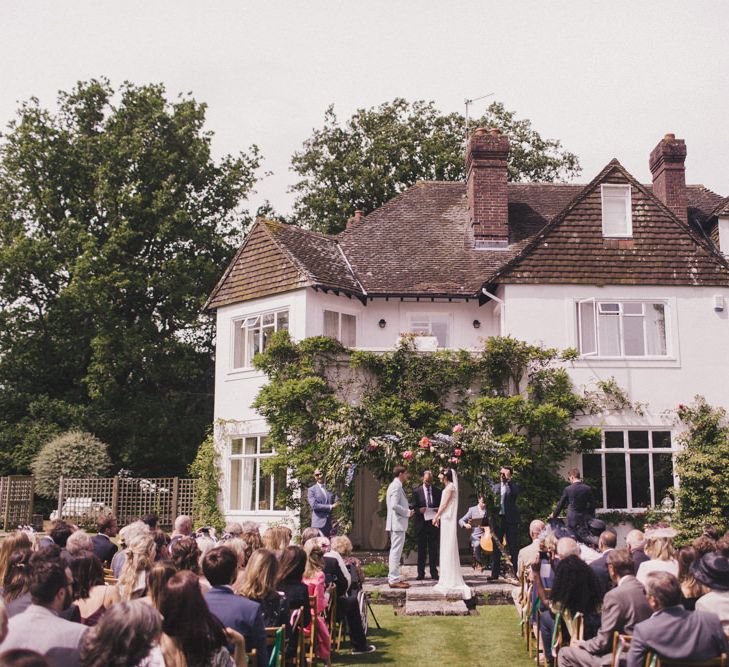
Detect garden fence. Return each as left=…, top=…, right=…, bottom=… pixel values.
left=56, top=476, right=198, bottom=529
left=0, top=476, right=35, bottom=531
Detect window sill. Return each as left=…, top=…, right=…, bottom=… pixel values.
left=225, top=367, right=264, bottom=380
left=225, top=509, right=290, bottom=516
left=572, top=356, right=680, bottom=369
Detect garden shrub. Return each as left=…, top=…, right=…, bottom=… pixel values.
left=188, top=431, right=225, bottom=532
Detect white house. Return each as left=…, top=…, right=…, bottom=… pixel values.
left=205, top=129, right=729, bottom=545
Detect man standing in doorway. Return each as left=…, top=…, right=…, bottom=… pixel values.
left=386, top=465, right=414, bottom=589
left=490, top=465, right=520, bottom=580
left=412, top=470, right=441, bottom=581
left=307, top=468, right=339, bottom=537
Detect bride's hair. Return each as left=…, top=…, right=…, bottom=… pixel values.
left=439, top=468, right=454, bottom=482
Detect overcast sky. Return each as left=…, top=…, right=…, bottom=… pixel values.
left=2, top=1, right=728, bottom=216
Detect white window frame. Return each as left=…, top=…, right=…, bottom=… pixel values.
left=575, top=299, right=670, bottom=359
left=231, top=308, right=289, bottom=370
left=582, top=429, right=676, bottom=512
left=601, top=184, right=632, bottom=238
left=322, top=309, right=357, bottom=347
left=406, top=312, right=452, bottom=348
left=228, top=435, right=287, bottom=514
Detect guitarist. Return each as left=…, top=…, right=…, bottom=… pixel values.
left=459, top=494, right=499, bottom=579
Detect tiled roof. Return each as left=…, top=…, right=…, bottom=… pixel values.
left=207, top=170, right=729, bottom=308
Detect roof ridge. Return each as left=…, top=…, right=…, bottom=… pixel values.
left=262, top=218, right=337, bottom=241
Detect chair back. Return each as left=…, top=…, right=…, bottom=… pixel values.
left=265, top=625, right=285, bottom=667
left=611, top=632, right=632, bottom=667
left=646, top=653, right=728, bottom=667
left=306, top=594, right=317, bottom=664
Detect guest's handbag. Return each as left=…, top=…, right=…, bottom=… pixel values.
left=480, top=527, right=494, bottom=553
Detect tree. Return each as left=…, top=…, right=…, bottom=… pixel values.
left=0, top=79, right=261, bottom=475
left=290, top=99, right=581, bottom=233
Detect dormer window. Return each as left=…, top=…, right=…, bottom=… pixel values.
left=601, top=184, right=632, bottom=237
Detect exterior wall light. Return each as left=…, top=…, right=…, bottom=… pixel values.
left=378, top=319, right=387, bottom=329
left=472, top=319, right=481, bottom=329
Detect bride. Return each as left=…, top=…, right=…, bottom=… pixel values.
left=432, top=468, right=472, bottom=599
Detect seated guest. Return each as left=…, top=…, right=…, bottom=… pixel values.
left=532, top=553, right=603, bottom=667
left=2, top=549, right=32, bottom=617
left=589, top=530, right=617, bottom=595
left=117, top=534, right=156, bottom=601
left=330, top=536, right=364, bottom=592
left=169, top=536, right=202, bottom=575
left=140, top=514, right=158, bottom=532
left=677, top=546, right=706, bottom=610
left=625, top=530, right=649, bottom=570
left=0, top=650, right=51, bottom=666
left=517, top=520, right=546, bottom=581
left=90, top=517, right=118, bottom=567
left=636, top=528, right=678, bottom=584
left=262, top=526, right=292, bottom=556
left=240, top=522, right=263, bottom=558
left=40, top=522, right=74, bottom=551
left=627, top=571, right=728, bottom=667
left=201, top=546, right=268, bottom=664
left=223, top=522, right=243, bottom=540
left=693, top=551, right=729, bottom=637
left=151, top=529, right=169, bottom=563
left=693, top=534, right=718, bottom=558
left=0, top=533, right=32, bottom=586
left=300, top=528, right=323, bottom=544
left=110, top=521, right=150, bottom=579
left=302, top=540, right=332, bottom=666
left=558, top=548, right=651, bottom=666
left=169, top=515, right=193, bottom=546
left=2, top=551, right=88, bottom=667
left=79, top=600, right=164, bottom=667
left=276, top=546, right=312, bottom=658
left=69, top=552, right=119, bottom=626
left=222, top=539, right=247, bottom=593
left=717, top=534, right=729, bottom=559
left=195, top=528, right=217, bottom=560
left=140, top=560, right=176, bottom=611
left=65, top=532, right=93, bottom=558
left=159, top=570, right=241, bottom=667
left=239, top=548, right=290, bottom=628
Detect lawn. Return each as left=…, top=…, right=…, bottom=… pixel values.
left=333, top=605, right=535, bottom=666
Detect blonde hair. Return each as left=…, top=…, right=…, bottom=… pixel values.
left=330, top=536, right=353, bottom=558
left=118, top=533, right=156, bottom=601
left=0, top=532, right=32, bottom=582
left=645, top=535, right=676, bottom=562
left=239, top=548, right=278, bottom=601
left=303, top=539, right=325, bottom=579
left=263, top=526, right=292, bottom=552
left=224, top=538, right=248, bottom=568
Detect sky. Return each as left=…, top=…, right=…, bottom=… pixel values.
left=2, top=1, right=728, bottom=216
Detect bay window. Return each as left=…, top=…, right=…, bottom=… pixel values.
left=408, top=313, right=450, bottom=348
left=229, top=436, right=286, bottom=512
left=323, top=310, right=357, bottom=346
left=232, top=309, right=289, bottom=369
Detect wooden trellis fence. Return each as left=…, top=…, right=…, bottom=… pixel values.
left=0, top=476, right=35, bottom=531
left=56, top=476, right=198, bottom=529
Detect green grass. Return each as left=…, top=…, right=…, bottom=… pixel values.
left=362, top=562, right=389, bottom=578
left=334, top=605, right=535, bottom=666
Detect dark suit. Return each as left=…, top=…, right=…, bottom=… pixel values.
left=627, top=605, right=728, bottom=667
left=307, top=483, right=336, bottom=536
left=91, top=533, right=118, bottom=565
left=589, top=551, right=615, bottom=596
left=490, top=479, right=520, bottom=573
left=204, top=586, right=268, bottom=665
left=558, top=575, right=652, bottom=666
left=631, top=548, right=650, bottom=571
left=554, top=481, right=595, bottom=529
left=412, top=483, right=441, bottom=579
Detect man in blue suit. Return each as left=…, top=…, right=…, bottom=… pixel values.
left=489, top=465, right=520, bottom=578
left=307, top=468, right=339, bottom=537
left=203, top=546, right=268, bottom=665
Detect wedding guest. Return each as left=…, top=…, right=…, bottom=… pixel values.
left=558, top=549, right=651, bottom=666
left=239, top=549, right=289, bottom=628
left=0, top=650, right=51, bottom=667
left=516, top=520, right=546, bottom=581
left=69, top=552, right=119, bottom=625
left=302, top=540, right=331, bottom=665
left=169, top=536, right=202, bottom=575
left=79, top=600, right=164, bottom=667
left=140, top=515, right=158, bottom=532
left=66, top=532, right=93, bottom=558
left=0, top=600, right=7, bottom=642
left=627, top=572, right=728, bottom=667
left=0, top=534, right=32, bottom=586
left=625, top=530, right=649, bottom=570
left=241, top=526, right=263, bottom=564
left=223, top=523, right=243, bottom=540
left=262, top=527, right=291, bottom=556
left=47, top=522, right=74, bottom=550
left=195, top=528, right=217, bottom=560
left=202, top=547, right=268, bottom=664
left=90, top=517, right=118, bottom=567
left=677, top=546, right=706, bottom=610
left=300, top=528, right=322, bottom=544
left=693, top=535, right=718, bottom=558
left=693, top=551, right=729, bottom=637
left=3, top=550, right=32, bottom=617
left=550, top=468, right=594, bottom=531
left=307, top=469, right=338, bottom=538
left=491, top=466, right=521, bottom=578
left=111, top=522, right=150, bottom=579
left=151, top=530, right=169, bottom=562
left=718, top=534, right=729, bottom=559
left=636, top=528, right=679, bottom=584
left=140, top=561, right=176, bottom=610
left=117, top=534, right=156, bottom=601
left=589, top=530, right=617, bottom=595
left=330, top=536, right=364, bottom=591
left=276, top=545, right=312, bottom=657
left=221, top=539, right=247, bottom=593
left=169, top=516, right=192, bottom=547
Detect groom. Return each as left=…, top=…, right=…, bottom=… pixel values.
left=386, top=465, right=414, bottom=589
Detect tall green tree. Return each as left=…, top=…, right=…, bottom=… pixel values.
left=290, top=98, right=581, bottom=234
left=0, top=79, right=261, bottom=475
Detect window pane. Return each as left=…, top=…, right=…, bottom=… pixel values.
left=410, top=319, right=430, bottom=335
left=578, top=302, right=597, bottom=355
left=233, top=324, right=246, bottom=368
left=431, top=319, right=448, bottom=348
left=645, top=304, right=667, bottom=356
left=259, top=436, right=272, bottom=454
left=605, top=431, right=624, bottom=449
left=605, top=454, right=628, bottom=508
left=602, top=187, right=630, bottom=237
left=230, top=460, right=242, bottom=510
left=582, top=454, right=604, bottom=509
left=262, top=313, right=275, bottom=326
left=630, top=454, right=651, bottom=508
left=653, top=453, right=674, bottom=506
left=652, top=431, right=672, bottom=449
left=599, top=303, right=620, bottom=313
left=598, top=311, right=621, bottom=356
left=247, top=325, right=261, bottom=364
left=623, top=303, right=643, bottom=315
left=628, top=431, right=649, bottom=449
left=341, top=314, right=356, bottom=347
left=231, top=439, right=243, bottom=455
left=242, top=458, right=255, bottom=511
left=277, top=311, right=289, bottom=331
left=258, top=462, right=270, bottom=510
left=623, top=315, right=645, bottom=356
left=323, top=310, right=339, bottom=338
left=273, top=467, right=287, bottom=511
left=261, top=323, right=275, bottom=353
left=244, top=437, right=257, bottom=455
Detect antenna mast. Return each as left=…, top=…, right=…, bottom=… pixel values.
left=464, top=92, right=495, bottom=142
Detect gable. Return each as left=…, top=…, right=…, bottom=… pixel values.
left=205, top=223, right=309, bottom=309
left=492, top=164, right=729, bottom=287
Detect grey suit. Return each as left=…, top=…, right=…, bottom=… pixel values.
left=626, top=605, right=728, bottom=667
left=1, top=604, right=88, bottom=667
left=558, top=576, right=652, bottom=666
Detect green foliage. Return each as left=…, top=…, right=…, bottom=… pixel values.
left=253, top=333, right=625, bottom=537
left=673, top=396, right=729, bottom=540
left=0, top=79, right=261, bottom=475
left=188, top=431, right=225, bottom=532
left=290, top=98, right=581, bottom=233
left=32, top=430, right=111, bottom=498
left=362, top=562, right=389, bottom=578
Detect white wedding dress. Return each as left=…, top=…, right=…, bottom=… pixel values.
left=433, top=470, right=472, bottom=599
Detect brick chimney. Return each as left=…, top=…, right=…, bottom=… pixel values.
left=466, top=127, right=510, bottom=247
left=649, top=133, right=687, bottom=224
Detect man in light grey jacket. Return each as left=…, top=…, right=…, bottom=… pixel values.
left=1, top=550, right=87, bottom=667
left=386, top=465, right=414, bottom=589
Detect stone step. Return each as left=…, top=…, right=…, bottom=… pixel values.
left=406, top=588, right=474, bottom=601
left=403, top=599, right=470, bottom=616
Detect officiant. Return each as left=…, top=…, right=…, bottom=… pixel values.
left=412, top=470, right=441, bottom=581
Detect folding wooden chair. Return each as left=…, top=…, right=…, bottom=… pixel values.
left=611, top=632, right=632, bottom=667
left=286, top=606, right=305, bottom=667
left=645, top=653, right=727, bottom=667
left=534, top=587, right=552, bottom=662
left=305, top=594, right=317, bottom=666
left=245, top=648, right=257, bottom=667
left=266, top=625, right=286, bottom=667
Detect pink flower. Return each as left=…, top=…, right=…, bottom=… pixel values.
left=403, top=450, right=414, bottom=461
left=452, top=424, right=463, bottom=433
left=419, top=437, right=431, bottom=449
left=367, top=439, right=378, bottom=452
left=453, top=448, right=462, bottom=457
left=449, top=457, right=459, bottom=464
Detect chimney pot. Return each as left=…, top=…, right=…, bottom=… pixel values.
left=649, top=134, right=687, bottom=224
left=488, top=127, right=501, bottom=136
left=664, top=133, right=676, bottom=141
left=473, top=127, right=488, bottom=136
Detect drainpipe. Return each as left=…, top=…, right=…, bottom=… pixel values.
left=481, top=287, right=505, bottom=336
